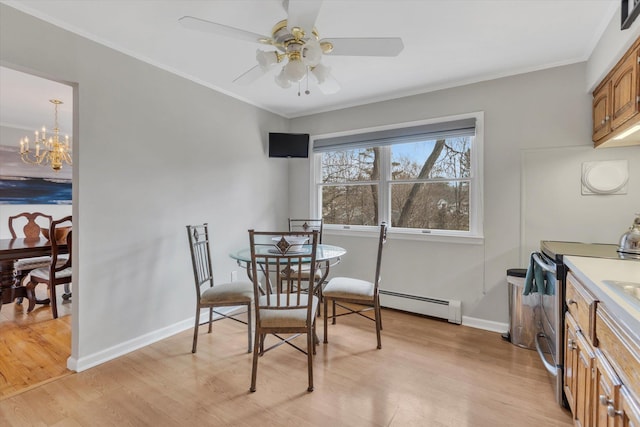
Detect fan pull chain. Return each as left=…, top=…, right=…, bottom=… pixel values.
left=305, top=68, right=310, bottom=95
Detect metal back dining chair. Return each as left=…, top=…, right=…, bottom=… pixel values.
left=284, top=218, right=324, bottom=292
left=187, top=223, right=254, bottom=354
left=248, top=229, right=319, bottom=392
left=288, top=218, right=323, bottom=244
left=25, top=216, right=72, bottom=318
left=323, top=223, right=387, bottom=349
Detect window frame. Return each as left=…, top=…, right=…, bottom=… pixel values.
left=309, top=112, right=484, bottom=243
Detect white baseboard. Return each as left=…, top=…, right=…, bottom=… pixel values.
left=67, top=318, right=194, bottom=372
left=462, top=316, right=509, bottom=334
left=67, top=306, right=243, bottom=372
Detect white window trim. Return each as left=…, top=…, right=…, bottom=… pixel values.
left=309, top=112, right=484, bottom=242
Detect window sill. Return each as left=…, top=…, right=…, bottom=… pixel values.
left=324, top=227, right=484, bottom=245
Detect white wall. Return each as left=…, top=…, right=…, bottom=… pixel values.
left=289, top=62, right=640, bottom=328
left=0, top=4, right=289, bottom=370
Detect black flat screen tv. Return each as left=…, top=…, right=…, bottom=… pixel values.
left=268, top=132, right=309, bottom=158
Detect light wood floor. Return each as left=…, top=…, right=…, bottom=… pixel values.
left=0, top=286, right=72, bottom=399
left=0, top=307, right=572, bottom=426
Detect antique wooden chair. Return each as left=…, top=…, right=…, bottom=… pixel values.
left=8, top=212, right=63, bottom=304
left=248, top=229, right=319, bottom=392
left=187, top=223, right=253, bottom=354
left=323, top=223, right=387, bottom=349
left=25, top=216, right=72, bottom=318
left=9, top=212, right=53, bottom=287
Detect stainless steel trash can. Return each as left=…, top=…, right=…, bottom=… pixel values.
left=504, top=268, right=538, bottom=350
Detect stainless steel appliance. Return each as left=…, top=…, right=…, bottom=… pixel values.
left=533, top=241, right=623, bottom=407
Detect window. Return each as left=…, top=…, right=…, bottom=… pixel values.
left=311, top=113, right=483, bottom=239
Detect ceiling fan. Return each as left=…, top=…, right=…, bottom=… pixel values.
left=178, top=0, right=404, bottom=95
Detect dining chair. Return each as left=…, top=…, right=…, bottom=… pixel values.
left=283, top=218, right=324, bottom=293
left=9, top=212, right=54, bottom=302
left=288, top=218, right=323, bottom=243
left=323, top=223, right=387, bottom=349
left=25, top=216, right=72, bottom=318
left=186, top=223, right=253, bottom=354
left=248, top=229, right=320, bottom=392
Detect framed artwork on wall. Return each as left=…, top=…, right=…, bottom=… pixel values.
left=621, top=0, right=640, bottom=29
left=0, top=145, right=72, bottom=205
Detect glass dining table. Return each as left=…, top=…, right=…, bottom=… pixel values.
left=229, top=243, right=347, bottom=294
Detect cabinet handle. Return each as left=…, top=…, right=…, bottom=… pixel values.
left=567, top=338, right=576, bottom=350
left=605, top=115, right=610, bottom=121
left=567, top=299, right=577, bottom=305
left=601, top=119, right=606, bottom=125
left=607, top=405, right=623, bottom=418
left=600, top=395, right=613, bottom=406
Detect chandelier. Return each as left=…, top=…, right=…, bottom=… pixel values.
left=18, top=99, right=72, bottom=172
left=255, top=20, right=334, bottom=94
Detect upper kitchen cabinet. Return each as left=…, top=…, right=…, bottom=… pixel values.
left=593, top=37, right=640, bottom=148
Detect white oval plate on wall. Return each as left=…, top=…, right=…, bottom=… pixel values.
left=581, top=160, right=629, bottom=195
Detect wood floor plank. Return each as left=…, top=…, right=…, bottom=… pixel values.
left=0, top=307, right=572, bottom=426
left=0, top=286, right=72, bottom=400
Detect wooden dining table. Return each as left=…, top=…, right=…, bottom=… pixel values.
left=0, top=237, right=67, bottom=310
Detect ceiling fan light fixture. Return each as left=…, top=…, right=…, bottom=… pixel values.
left=302, top=38, right=322, bottom=66
left=283, top=57, right=307, bottom=82
left=275, top=69, right=292, bottom=88
left=256, top=49, right=279, bottom=70
left=311, top=62, right=331, bottom=84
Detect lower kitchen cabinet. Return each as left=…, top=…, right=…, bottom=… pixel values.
left=620, top=386, right=640, bottom=427
left=564, top=271, right=640, bottom=427
left=593, top=351, right=622, bottom=427
left=565, top=313, right=596, bottom=427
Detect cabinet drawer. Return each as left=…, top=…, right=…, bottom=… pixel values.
left=566, top=272, right=598, bottom=343
left=596, top=307, right=640, bottom=403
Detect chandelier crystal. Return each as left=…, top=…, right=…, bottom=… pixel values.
left=18, top=99, right=72, bottom=172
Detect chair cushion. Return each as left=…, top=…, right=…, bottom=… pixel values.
left=323, top=277, right=375, bottom=301
left=15, top=256, right=52, bottom=271
left=200, top=281, right=253, bottom=304
left=30, top=266, right=72, bottom=281
left=258, top=294, right=319, bottom=328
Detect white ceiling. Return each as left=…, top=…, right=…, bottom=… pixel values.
left=0, top=0, right=619, bottom=121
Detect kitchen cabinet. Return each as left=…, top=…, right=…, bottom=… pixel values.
left=565, top=312, right=595, bottom=427
left=563, top=268, right=640, bottom=427
left=592, top=82, right=611, bottom=142
left=593, top=350, right=622, bottom=427
left=620, top=386, right=640, bottom=427
left=593, top=37, right=640, bottom=147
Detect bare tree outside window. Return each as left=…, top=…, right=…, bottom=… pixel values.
left=319, top=137, right=472, bottom=231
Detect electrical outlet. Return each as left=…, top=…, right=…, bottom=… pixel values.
left=231, top=271, right=237, bottom=282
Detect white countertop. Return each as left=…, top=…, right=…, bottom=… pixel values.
left=564, top=256, right=640, bottom=332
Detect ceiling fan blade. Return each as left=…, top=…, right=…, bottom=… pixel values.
left=179, top=16, right=270, bottom=44
left=286, top=0, right=323, bottom=34
left=233, top=65, right=268, bottom=86
left=324, top=37, right=404, bottom=57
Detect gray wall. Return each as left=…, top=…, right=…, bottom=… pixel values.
left=1, top=2, right=638, bottom=369
left=1, top=4, right=289, bottom=369
left=289, top=62, right=640, bottom=327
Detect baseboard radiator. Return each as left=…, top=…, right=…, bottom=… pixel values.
left=379, top=290, right=462, bottom=324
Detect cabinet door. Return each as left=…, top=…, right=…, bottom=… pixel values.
left=575, top=331, right=595, bottom=427
left=611, top=50, right=639, bottom=130
left=565, top=314, right=579, bottom=414
left=593, top=82, right=612, bottom=141
left=594, top=351, right=622, bottom=427
left=620, top=387, right=640, bottom=427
